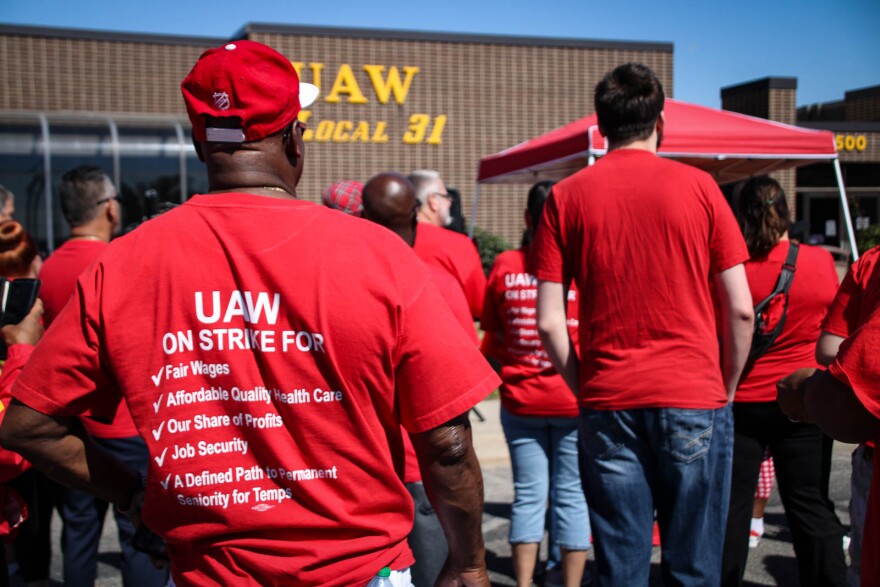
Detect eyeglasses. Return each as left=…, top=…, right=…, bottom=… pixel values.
left=433, top=192, right=452, bottom=202
left=295, top=120, right=307, bottom=134
left=95, top=195, right=119, bottom=207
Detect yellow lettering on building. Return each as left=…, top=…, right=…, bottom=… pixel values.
left=324, top=64, right=368, bottom=104
left=300, top=119, right=389, bottom=143
left=350, top=122, right=371, bottom=142
left=292, top=62, right=324, bottom=91
left=363, top=65, right=420, bottom=105
left=836, top=134, right=867, bottom=152
left=315, top=120, right=335, bottom=142
left=426, top=115, right=447, bottom=145
left=372, top=122, right=389, bottom=143
left=403, top=114, right=430, bottom=144
left=332, top=121, right=353, bottom=142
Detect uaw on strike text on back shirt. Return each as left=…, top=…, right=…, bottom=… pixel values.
left=10, top=194, right=499, bottom=586
left=154, top=288, right=339, bottom=511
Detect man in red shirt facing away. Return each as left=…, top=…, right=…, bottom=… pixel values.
left=409, top=169, right=486, bottom=319
left=361, top=172, right=480, bottom=587
left=38, top=164, right=166, bottom=587
left=533, top=62, right=754, bottom=586
left=0, top=40, right=497, bottom=587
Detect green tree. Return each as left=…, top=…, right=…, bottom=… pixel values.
left=472, top=227, right=512, bottom=276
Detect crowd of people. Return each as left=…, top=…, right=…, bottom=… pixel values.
left=0, top=39, right=875, bottom=587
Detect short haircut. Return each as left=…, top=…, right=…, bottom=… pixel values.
left=0, top=220, right=38, bottom=278
left=59, top=165, right=112, bottom=227
left=733, top=176, right=790, bottom=259
left=407, top=169, right=441, bottom=206
left=595, top=63, right=665, bottom=146
left=0, top=185, right=13, bottom=211
left=527, top=180, right=555, bottom=229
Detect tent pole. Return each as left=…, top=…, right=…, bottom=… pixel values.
left=833, top=158, right=859, bottom=262
left=468, top=183, right=481, bottom=240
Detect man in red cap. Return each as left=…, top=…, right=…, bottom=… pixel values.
left=0, top=40, right=497, bottom=587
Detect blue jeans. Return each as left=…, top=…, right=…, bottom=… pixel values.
left=578, top=405, right=733, bottom=587
left=501, top=407, right=591, bottom=551
left=62, top=435, right=168, bottom=587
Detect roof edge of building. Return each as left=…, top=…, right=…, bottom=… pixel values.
left=721, top=77, right=798, bottom=98
left=0, top=23, right=226, bottom=47
left=240, top=21, right=673, bottom=52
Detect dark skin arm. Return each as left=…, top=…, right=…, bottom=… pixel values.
left=0, top=399, right=140, bottom=510
left=778, top=368, right=880, bottom=444
left=411, top=412, right=489, bottom=587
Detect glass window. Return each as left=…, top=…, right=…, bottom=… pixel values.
left=0, top=116, right=48, bottom=251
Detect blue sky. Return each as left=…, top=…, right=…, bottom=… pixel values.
left=2, top=0, right=878, bottom=108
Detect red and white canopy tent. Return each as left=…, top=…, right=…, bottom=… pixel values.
left=472, top=98, right=858, bottom=259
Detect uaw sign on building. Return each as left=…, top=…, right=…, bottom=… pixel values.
left=0, top=22, right=672, bottom=243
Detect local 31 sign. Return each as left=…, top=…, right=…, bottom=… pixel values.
left=292, top=62, right=446, bottom=146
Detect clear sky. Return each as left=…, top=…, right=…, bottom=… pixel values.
left=2, top=0, right=878, bottom=109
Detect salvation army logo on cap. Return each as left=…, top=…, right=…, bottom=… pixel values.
left=181, top=40, right=320, bottom=143
left=212, top=92, right=231, bottom=111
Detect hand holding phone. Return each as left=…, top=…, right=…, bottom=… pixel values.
left=1, top=298, right=43, bottom=347
left=1, top=278, right=40, bottom=326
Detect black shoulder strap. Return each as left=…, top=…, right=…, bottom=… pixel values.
left=772, top=241, right=800, bottom=296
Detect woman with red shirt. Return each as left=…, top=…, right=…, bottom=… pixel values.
left=720, top=177, right=846, bottom=586
left=482, top=182, right=590, bottom=587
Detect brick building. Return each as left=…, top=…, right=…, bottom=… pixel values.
left=0, top=23, right=672, bottom=251
left=723, top=78, right=880, bottom=252
left=0, top=23, right=876, bottom=256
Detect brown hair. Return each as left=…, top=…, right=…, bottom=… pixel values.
left=733, top=176, right=790, bottom=259
left=0, top=220, right=38, bottom=278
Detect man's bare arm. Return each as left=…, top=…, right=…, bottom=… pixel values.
left=536, top=280, right=578, bottom=395
left=815, top=331, right=845, bottom=367
left=0, top=399, right=140, bottom=509
left=778, top=369, right=880, bottom=444
left=411, top=412, right=489, bottom=587
left=713, top=264, right=755, bottom=401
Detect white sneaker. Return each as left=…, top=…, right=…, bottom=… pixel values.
left=749, top=529, right=762, bottom=548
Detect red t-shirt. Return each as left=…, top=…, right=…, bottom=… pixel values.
left=414, top=222, right=486, bottom=319
left=482, top=247, right=579, bottom=417
left=13, top=193, right=499, bottom=587
left=429, top=265, right=479, bottom=345
left=402, top=265, right=478, bottom=484
left=822, top=245, right=880, bottom=339
left=39, top=239, right=138, bottom=438
left=735, top=242, right=838, bottom=402
left=533, top=148, right=749, bottom=410
left=827, top=287, right=880, bottom=587
left=0, top=344, right=32, bottom=482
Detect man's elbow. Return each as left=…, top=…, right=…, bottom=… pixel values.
left=731, top=303, right=755, bottom=331
left=0, top=404, right=26, bottom=454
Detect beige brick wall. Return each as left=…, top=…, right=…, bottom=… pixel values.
left=0, top=26, right=672, bottom=245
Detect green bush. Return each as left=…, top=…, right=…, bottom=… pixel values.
left=472, top=226, right=512, bottom=276
left=857, top=224, right=880, bottom=253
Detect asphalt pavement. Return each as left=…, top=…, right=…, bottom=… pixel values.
left=26, top=398, right=853, bottom=586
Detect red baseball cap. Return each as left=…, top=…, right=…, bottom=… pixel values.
left=181, top=40, right=319, bottom=143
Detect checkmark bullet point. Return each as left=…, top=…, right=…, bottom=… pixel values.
left=152, top=421, right=165, bottom=441
left=160, top=473, right=172, bottom=490
left=153, top=395, right=163, bottom=414
left=151, top=367, right=164, bottom=387
left=154, top=447, right=168, bottom=467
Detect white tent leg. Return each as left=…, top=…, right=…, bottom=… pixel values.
left=834, top=158, right=859, bottom=261
left=468, top=183, right=481, bottom=239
